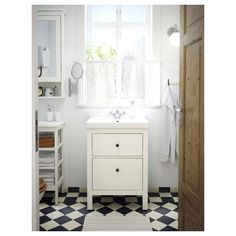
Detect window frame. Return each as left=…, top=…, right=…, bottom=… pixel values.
left=77, top=5, right=161, bottom=108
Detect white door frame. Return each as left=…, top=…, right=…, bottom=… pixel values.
left=32, top=6, right=39, bottom=231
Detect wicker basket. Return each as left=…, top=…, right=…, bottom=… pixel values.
left=39, top=138, right=54, bottom=148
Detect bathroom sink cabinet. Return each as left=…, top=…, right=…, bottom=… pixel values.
left=38, top=121, right=65, bottom=205
left=86, top=119, right=149, bottom=210
left=36, top=10, right=65, bottom=99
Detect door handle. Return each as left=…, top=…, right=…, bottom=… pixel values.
left=174, top=105, right=184, bottom=127
left=35, top=110, right=38, bottom=152
left=174, top=105, right=183, bottom=113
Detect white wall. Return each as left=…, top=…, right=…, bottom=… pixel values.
left=37, top=5, right=180, bottom=189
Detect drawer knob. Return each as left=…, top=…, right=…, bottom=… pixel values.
left=116, top=168, right=119, bottom=172
left=116, top=144, right=119, bottom=147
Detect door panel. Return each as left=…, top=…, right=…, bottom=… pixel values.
left=179, top=5, right=204, bottom=231
left=184, top=41, right=201, bottom=194
left=186, top=6, right=204, bottom=27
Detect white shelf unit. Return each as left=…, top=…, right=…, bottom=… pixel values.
left=38, top=121, right=65, bottom=205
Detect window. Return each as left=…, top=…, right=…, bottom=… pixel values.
left=79, top=5, right=161, bottom=107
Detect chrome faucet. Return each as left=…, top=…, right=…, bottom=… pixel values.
left=110, top=109, right=126, bottom=119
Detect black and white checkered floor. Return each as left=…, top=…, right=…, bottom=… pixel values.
left=40, top=187, right=178, bottom=231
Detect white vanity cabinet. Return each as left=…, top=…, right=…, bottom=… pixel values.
left=36, top=10, right=65, bottom=98
left=86, top=118, right=149, bottom=210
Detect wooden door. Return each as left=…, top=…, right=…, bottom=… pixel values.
left=178, top=5, right=204, bottom=231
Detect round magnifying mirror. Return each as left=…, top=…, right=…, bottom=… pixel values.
left=71, top=62, right=83, bottom=80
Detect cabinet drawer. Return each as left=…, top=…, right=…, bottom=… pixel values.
left=93, top=159, right=142, bottom=190
left=92, top=133, right=143, bottom=156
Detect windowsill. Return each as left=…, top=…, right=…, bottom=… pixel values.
left=76, top=105, right=162, bottom=109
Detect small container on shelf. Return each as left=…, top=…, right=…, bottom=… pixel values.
left=39, top=133, right=54, bottom=148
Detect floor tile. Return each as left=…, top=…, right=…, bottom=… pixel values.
left=125, top=202, right=141, bottom=210
left=41, top=220, right=60, bottom=231
left=106, top=210, right=124, bottom=216
left=150, top=220, right=167, bottom=231
left=169, top=220, right=178, bottom=229
left=92, top=202, right=104, bottom=210
left=146, top=211, right=162, bottom=220
left=47, top=211, right=64, bottom=220
left=70, top=202, right=86, bottom=210
left=51, top=203, right=68, bottom=211
left=155, top=207, right=171, bottom=215
left=79, top=192, right=87, bottom=197
left=116, top=206, right=133, bottom=215
left=39, top=203, right=49, bottom=210
left=161, top=225, right=178, bottom=231
left=71, top=226, right=83, bottom=231
left=54, top=215, right=72, bottom=225
left=149, top=197, right=162, bottom=203
left=64, top=197, right=77, bottom=205
left=173, top=197, right=178, bottom=202
left=106, top=202, right=123, bottom=210
left=59, top=192, right=67, bottom=197
left=158, top=215, right=175, bottom=225
left=101, top=197, right=113, bottom=203
left=76, top=197, right=87, bottom=203
left=49, top=225, right=68, bottom=231
left=165, top=211, right=178, bottom=220
left=62, top=220, right=81, bottom=231
left=40, top=206, right=56, bottom=215
left=135, top=207, right=152, bottom=215
left=86, top=210, right=103, bottom=217
left=66, top=192, right=79, bottom=197
left=148, top=203, right=160, bottom=210
left=171, top=192, right=178, bottom=197
left=162, top=202, right=178, bottom=211
left=125, top=197, right=138, bottom=202
left=59, top=207, right=74, bottom=215
left=159, top=192, right=172, bottom=198
left=74, top=216, right=85, bottom=225
left=52, top=197, right=66, bottom=203
left=113, top=196, right=126, bottom=204
left=44, top=192, right=55, bottom=197
left=40, top=215, right=51, bottom=224
left=97, top=206, right=114, bottom=215
left=66, top=211, right=84, bottom=220
left=148, top=192, right=160, bottom=197
left=161, top=197, right=175, bottom=203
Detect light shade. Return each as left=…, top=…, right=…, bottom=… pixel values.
left=167, top=24, right=180, bottom=47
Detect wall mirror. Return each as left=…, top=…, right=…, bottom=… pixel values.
left=71, top=62, right=84, bottom=80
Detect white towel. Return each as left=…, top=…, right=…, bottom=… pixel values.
left=39, top=157, right=54, bottom=164
left=162, top=86, right=179, bottom=164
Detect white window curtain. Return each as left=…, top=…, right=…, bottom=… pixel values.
left=84, top=62, right=116, bottom=106
left=77, top=60, right=161, bottom=107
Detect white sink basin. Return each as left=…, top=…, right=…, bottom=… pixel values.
left=86, top=117, right=149, bottom=129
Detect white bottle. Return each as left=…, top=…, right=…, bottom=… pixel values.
left=46, top=105, right=54, bottom=122
left=55, top=111, right=62, bottom=122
